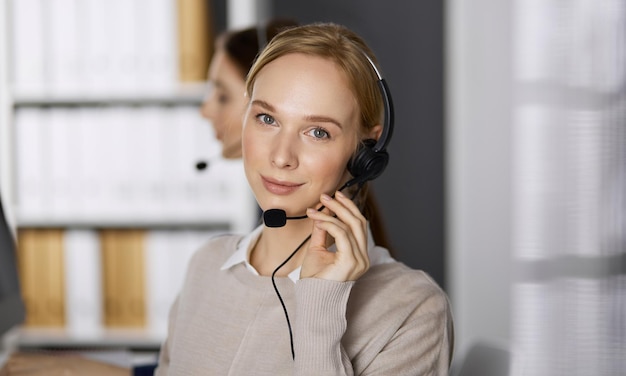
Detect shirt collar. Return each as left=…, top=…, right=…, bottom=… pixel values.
left=220, top=223, right=392, bottom=283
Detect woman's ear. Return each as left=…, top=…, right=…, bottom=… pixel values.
left=368, top=124, right=383, bottom=141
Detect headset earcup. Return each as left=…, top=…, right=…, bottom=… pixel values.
left=348, top=139, right=389, bottom=184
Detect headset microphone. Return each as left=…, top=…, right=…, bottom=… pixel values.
left=195, top=155, right=221, bottom=172
left=263, top=209, right=306, bottom=228
left=195, top=160, right=209, bottom=171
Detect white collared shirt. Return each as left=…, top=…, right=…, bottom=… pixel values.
left=220, top=223, right=395, bottom=283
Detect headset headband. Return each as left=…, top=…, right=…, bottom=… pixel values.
left=361, top=52, right=394, bottom=153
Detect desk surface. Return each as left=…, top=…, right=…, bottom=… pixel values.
left=1, top=327, right=158, bottom=369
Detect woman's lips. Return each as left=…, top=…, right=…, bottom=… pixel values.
left=262, top=177, right=304, bottom=195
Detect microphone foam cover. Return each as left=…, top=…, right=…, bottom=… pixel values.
left=196, top=161, right=208, bottom=171
left=263, top=209, right=287, bottom=228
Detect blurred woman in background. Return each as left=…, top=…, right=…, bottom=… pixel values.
left=200, top=19, right=299, bottom=159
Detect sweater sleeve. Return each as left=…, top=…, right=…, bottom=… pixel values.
left=294, top=268, right=454, bottom=376
left=293, top=278, right=356, bottom=376
left=361, top=288, right=453, bottom=376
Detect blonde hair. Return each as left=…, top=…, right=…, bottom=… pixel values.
left=246, top=22, right=384, bottom=142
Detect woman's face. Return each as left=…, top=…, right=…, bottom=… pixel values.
left=242, top=53, right=361, bottom=216
left=200, top=48, right=247, bottom=159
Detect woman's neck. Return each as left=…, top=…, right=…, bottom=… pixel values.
left=250, top=219, right=314, bottom=277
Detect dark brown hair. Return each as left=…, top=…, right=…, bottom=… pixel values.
left=220, top=19, right=299, bottom=78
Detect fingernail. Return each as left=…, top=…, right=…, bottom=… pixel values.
left=321, top=193, right=331, bottom=201
left=336, top=190, right=346, bottom=198
left=306, top=208, right=316, bottom=214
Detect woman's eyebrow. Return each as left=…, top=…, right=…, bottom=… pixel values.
left=250, top=99, right=275, bottom=111
left=303, top=114, right=342, bottom=129
left=250, top=99, right=342, bottom=128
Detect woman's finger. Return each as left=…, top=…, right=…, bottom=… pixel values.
left=319, top=193, right=368, bottom=256
left=311, top=219, right=368, bottom=280
left=334, top=190, right=368, bottom=251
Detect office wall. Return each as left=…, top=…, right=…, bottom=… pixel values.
left=446, top=0, right=512, bottom=360
left=271, top=0, right=447, bottom=288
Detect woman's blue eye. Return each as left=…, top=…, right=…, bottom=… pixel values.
left=257, top=114, right=275, bottom=125
left=311, top=128, right=330, bottom=139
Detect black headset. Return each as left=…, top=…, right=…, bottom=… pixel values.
left=345, top=52, right=394, bottom=187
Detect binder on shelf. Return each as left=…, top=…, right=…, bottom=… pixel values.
left=177, top=0, right=212, bottom=82
left=100, top=229, right=146, bottom=328
left=49, top=0, right=80, bottom=93
left=11, top=0, right=46, bottom=94
left=16, top=229, right=66, bottom=327
left=15, top=108, right=47, bottom=219
left=64, top=229, right=103, bottom=336
left=77, top=106, right=109, bottom=218
left=64, top=108, right=87, bottom=218
left=48, top=108, right=73, bottom=217
left=104, top=106, right=135, bottom=215
left=129, top=106, right=156, bottom=216
left=158, top=106, right=181, bottom=218
left=81, top=0, right=115, bottom=92
left=172, top=105, right=204, bottom=218
left=135, top=0, right=178, bottom=91
left=108, top=0, right=138, bottom=91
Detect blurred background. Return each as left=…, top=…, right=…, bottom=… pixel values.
left=0, top=0, right=624, bottom=374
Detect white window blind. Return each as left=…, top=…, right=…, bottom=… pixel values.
left=511, top=1, right=626, bottom=375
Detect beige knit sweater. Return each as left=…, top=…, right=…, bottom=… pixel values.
left=155, top=234, right=453, bottom=375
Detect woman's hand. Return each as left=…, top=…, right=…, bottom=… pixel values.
left=300, top=190, right=370, bottom=281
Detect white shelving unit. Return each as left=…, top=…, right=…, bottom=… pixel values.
left=1, top=0, right=259, bottom=350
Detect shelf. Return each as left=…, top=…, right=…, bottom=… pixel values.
left=15, top=218, right=232, bottom=231
left=16, top=326, right=163, bottom=351
left=12, top=83, right=207, bottom=107
left=15, top=205, right=250, bottom=231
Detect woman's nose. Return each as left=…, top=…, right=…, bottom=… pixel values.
left=200, top=96, right=214, bottom=120
left=270, top=131, right=298, bottom=169
left=200, top=82, right=217, bottom=120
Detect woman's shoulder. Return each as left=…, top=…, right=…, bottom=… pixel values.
left=366, top=261, right=444, bottom=288
left=187, top=233, right=245, bottom=270
left=351, top=261, right=450, bottom=314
